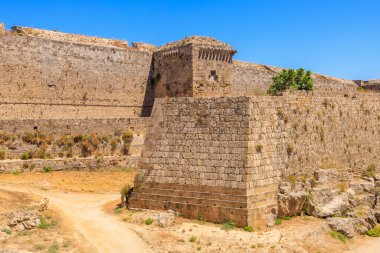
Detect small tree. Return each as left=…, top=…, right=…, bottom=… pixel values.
left=120, top=184, right=132, bottom=208
left=268, top=68, right=313, bottom=95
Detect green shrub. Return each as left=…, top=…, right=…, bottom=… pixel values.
left=20, top=152, right=32, bottom=160
left=275, top=216, right=292, bottom=226
left=36, top=149, right=46, bottom=159
left=114, top=207, right=123, bottom=214
left=330, top=231, right=348, bottom=242
left=357, top=86, right=366, bottom=92
left=57, top=134, right=74, bottom=147
left=268, top=68, right=314, bottom=96
left=222, top=220, right=236, bottom=230
left=22, top=132, right=36, bottom=144
left=367, top=226, right=380, bottom=237
left=145, top=218, right=153, bottom=225
left=38, top=215, right=57, bottom=229
left=38, top=216, right=50, bottom=229
left=1, top=228, right=12, bottom=234
left=122, top=131, right=133, bottom=155
left=12, top=171, right=21, bottom=176
left=73, top=134, right=84, bottom=143
left=122, top=131, right=133, bottom=142
left=0, top=150, right=6, bottom=160
left=47, top=244, right=59, bottom=253
left=189, top=235, right=197, bottom=242
left=80, top=139, right=92, bottom=157
left=0, top=131, right=10, bottom=144
left=33, top=244, right=46, bottom=251
left=362, top=164, right=376, bottom=178
left=43, top=166, right=52, bottom=173
left=243, top=226, right=253, bottom=232
left=110, top=137, right=121, bottom=152
left=120, top=184, right=131, bottom=198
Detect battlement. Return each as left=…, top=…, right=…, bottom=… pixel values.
left=158, top=35, right=233, bottom=50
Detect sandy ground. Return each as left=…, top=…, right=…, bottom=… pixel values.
left=1, top=187, right=151, bottom=253
left=0, top=171, right=379, bottom=253
left=0, top=188, right=91, bottom=253
left=346, top=238, right=380, bottom=253
left=0, top=170, right=135, bottom=193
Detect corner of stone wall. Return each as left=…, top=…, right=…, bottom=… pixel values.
left=0, top=23, right=5, bottom=35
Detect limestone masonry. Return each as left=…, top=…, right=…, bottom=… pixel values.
left=0, top=24, right=379, bottom=227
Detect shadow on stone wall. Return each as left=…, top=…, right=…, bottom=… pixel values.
left=140, top=61, right=155, bottom=117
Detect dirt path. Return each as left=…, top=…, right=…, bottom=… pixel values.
left=2, top=178, right=380, bottom=253
left=346, top=238, right=380, bottom=253
left=0, top=183, right=152, bottom=253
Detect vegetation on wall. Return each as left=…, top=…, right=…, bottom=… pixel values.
left=268, top=68, right=314, bottom=96
left=0, top=130, right=134, bottom=160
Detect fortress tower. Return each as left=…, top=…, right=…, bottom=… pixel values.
left=152, top=36, right=236, bottom=98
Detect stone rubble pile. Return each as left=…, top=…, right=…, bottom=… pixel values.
left=0, top=198, right=49, bottom=236
left=131, top=209, right=177, bottom=227
left=278, top=168, right=380, bottom=238
left=8, top=209, right=41, bottom=232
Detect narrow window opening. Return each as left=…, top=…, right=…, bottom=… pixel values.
left=209, top=70, right=218, bottom=82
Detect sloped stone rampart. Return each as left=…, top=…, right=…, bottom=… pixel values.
left=130, top=93, right=380, bottom=226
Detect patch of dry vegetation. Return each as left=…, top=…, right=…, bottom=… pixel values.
left=0, top=169, right=135, bottom=193
left=0, top=190, right=88, bottom=252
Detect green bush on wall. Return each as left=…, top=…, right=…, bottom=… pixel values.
left=268, top=68, right=314, bottom=96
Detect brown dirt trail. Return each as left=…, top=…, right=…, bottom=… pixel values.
left=0, top=183, right=152, bottom=253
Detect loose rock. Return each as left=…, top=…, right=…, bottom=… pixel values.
left=307, top=188, right=352, bottom=218
left=327, top=217, right=355, bottom=238
left=8, top=210, right=41, bottom=232
left=278, top=184, right=306, bottom=217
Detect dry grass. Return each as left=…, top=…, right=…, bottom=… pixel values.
left=0, top=169, right=135, bottom=193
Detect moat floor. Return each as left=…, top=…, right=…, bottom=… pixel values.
left=0, top=171, right=379, bottom=253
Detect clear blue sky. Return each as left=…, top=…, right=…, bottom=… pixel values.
left=1, top=0, right=379, bottom=80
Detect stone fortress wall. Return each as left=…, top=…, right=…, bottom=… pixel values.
left=11, top=26, right=130, bottom=48
left=0, top=118, right=147, bottom=135
left=0, top=24, right=366, bottom=126
left=0, top=26, right=154, bottom=121
left=130, top=97, right=256, bottom=226
left=232, top=61, right=359, bottom=95
left=355, top=79, right=380, bottom=91
left=1, top=23, right=379, bottom=227
left=131, top=93, right=380, bottom=226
